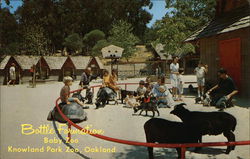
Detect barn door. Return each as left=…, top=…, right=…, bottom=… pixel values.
left=219, top=38, right=241, bottom=89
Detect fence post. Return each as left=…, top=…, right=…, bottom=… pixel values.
left=125, top=84, right=127, bottom=91
left=181, top=146, right=186, bottom=159
left=32, top=65, right=36, bottom=88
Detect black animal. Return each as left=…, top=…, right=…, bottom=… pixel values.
left=120, top=89, right=137, bottom=104
left=134, top=94, right=159, bottom=117
left=170, top=103, right=237, bottom=154
left=144, top=118, right=209, bottom=159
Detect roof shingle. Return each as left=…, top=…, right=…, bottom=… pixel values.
left=185, top=5, right=250, bottom=42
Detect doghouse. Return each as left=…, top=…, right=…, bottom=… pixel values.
left=44, top=56, right=68, bottom=81
left=13, top=56, right=40, bottom=83
left=0, top=56, right=22, bottom=85
left=70, top=56, right=104, bottom=79
left=36, top=56, right=50, bottom=80
left=146, top=44, right=169, bottom=76
left=90, top=57, right=104, bottom=76
left=185, top=0, right=250, bottom=97
left=61, top=57, right=76, bottom=80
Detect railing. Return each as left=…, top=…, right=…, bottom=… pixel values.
left=55, top=83, right=250, bottom=159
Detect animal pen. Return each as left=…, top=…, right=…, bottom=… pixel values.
left=54, top=82, right=250, bottom=159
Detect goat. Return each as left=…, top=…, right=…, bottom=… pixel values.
left=170, top=103, right=237, bottom=154
left=134, top=92, right=159, bottom=117
left=144, top=118, right=209, bottom=159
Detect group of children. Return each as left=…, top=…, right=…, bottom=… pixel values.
left=59, top=61, right=207, bottom=108
left=124, top=76, right=176, bottom=109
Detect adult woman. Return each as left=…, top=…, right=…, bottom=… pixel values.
left=170, top=56, right=179, bottom=100
left=152, top=76, right=175, bottom=108
left=102, top=69, right=111, bottom=87
left=109, top=69, right=120, bottom=91
left=96, top=70, right=117, bottom=108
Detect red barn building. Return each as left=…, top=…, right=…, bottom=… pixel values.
left=185, top=0, right=250, bottom=97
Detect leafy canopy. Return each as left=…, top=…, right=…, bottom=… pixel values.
left=108, top=20, right=140, bottom=60
left=152, top=0, right=216, bottom=56
left=4, top=0, right=152, bottom=55
left=63, top=33, right=83, bottom=53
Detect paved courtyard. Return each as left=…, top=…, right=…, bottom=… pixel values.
left=0, top=77, right=249, bottom=159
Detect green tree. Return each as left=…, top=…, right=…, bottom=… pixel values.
left=153, top=0, right=216, bottom=55
left=63, top=33, right=83, bottom=54
left=14, top=0, right=152, bottom=53
left=83, top=29, right=105, bottom=54
left=92, top=40, right=111, bottom=56
left=22, top=25, right=50, bottom=55
left=0, top=8, right=20, bottom=55
left=143, top=27, right=158, bottom=45
left=108, top=20, right=140, bottom=61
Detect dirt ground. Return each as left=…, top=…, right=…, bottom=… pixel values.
left=0, top=77, right=249, bottom=159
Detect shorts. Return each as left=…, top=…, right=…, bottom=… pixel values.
left=197, top=78, right=205, bottom=86
left=68, top=97, right=75, bottom=102
left=171, top=78, right=178, bottom=88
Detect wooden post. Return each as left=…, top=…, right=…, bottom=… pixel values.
left=116, top=63, right=119, bottom=78
left=18, top=70, right=22, bottom=84
left=32, top=65, right=36, bottom=88
left=181, top=147, right=186, bottom=159
left=62, top=68, right=64, bottom=80
left=111, top=59, right=113, bottom=72
left=39, top=59, right=42, bottom=79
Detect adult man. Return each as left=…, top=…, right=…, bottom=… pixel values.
left=151, top=76, right=175, bottom=108
left=207, top=68, right=238, bottom=108
left=79, top=67, right=94, bottom=104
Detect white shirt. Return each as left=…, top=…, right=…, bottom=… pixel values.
left=195, top=67, right=206, bottom=78
left=9, top=66, right=15, bottom=75
left=170, top=63, right=179, bottom=80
